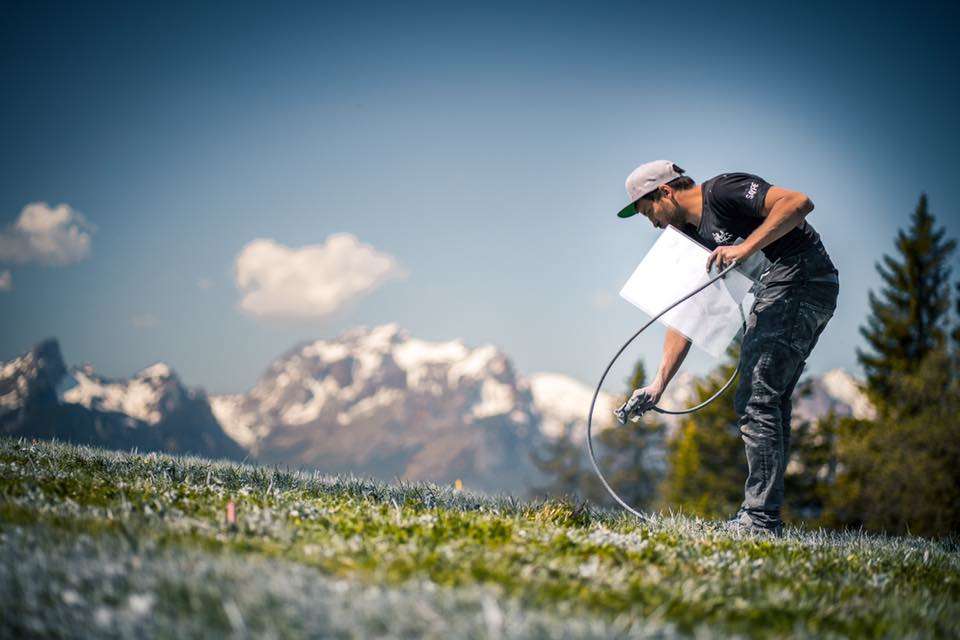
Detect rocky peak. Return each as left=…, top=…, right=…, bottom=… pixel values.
left=60, top=361, right=186, bottom=425
left=210, top=324, right=543, bottom=493
left=135, top=362, right=177, bottom=382
left=1, top=339, right=245, bottom=461
left=0, top=338, right=67, bottom=412
left=31, top=338, right=67, bottom=381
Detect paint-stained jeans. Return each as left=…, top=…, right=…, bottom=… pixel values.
left=734, top=243, right=839, bottom=529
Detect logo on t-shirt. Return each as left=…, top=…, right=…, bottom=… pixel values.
left=745, top=182, right=759, bottom=200
left=713, top=230, right=735, bottom=245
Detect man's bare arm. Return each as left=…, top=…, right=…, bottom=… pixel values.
left=650, top=328, right=692, bottom=396
left=705, top=186, right=814, bottom=272
left=739, top=186, right=814, bottom=255
left=618, top=327, right=692, bottom=422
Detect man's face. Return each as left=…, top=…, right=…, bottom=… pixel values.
left=633, top=186, right=681, bottom=230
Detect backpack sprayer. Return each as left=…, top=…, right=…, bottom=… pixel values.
left=586, top=227, right=755, bottom=520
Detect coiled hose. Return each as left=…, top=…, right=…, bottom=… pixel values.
left=586, top=261, right=744, bottom=520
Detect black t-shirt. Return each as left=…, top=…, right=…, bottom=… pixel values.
left=680, top=172, right=825, bottom=263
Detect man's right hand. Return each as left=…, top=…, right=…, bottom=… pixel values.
left=614, top=384, right=664, bottom=424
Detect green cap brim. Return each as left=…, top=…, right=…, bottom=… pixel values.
left=617, top=200, right=639, bottom=219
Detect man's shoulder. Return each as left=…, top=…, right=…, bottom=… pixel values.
left=706, top=172, right=771, bottom=214
left=707, top=172, right=768, bottom=187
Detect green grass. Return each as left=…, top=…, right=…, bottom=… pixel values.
left=1, top=437, right=958, bottom=638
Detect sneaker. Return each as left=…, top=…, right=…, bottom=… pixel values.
left=723, top=508, right=783, bottom=537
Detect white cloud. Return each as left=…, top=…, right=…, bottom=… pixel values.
left=197, top=277, right=215, bottom=290
left=0, top=270, right=11, bottom=292
left=234, top=233, right=406, bottom=320
left=131, top=314, right=159, bottom=329
left=0, top=202, right=94, bottom=266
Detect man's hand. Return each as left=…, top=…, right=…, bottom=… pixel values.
left=614, top=383, right=664, bottom=424
left=706, top=243, right=752, bottom=273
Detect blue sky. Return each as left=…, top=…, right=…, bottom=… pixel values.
left=2, top=1, right=959, bottom=395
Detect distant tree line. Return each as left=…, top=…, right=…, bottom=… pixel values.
left=533, top=194, right=960, bottom=538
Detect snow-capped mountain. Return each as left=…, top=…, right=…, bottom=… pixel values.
left=2, top=329, right=873, bottom=497
left=527, top=372, right=617, bottom=443
left=792, top=369, right=875, bottom=423
left=210, top=323, right=871, bottom=494
left=526, top=368, right=872, bottom=443
left=62, top=362, right=187, bottom=425
left=211, top=324, right=546, bottom=494
left=0, top=338, right=66, bottom=413
left=0, top=340, right=244, bottom=461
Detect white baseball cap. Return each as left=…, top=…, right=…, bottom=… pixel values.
left=616, top=160, right=685, bottom=218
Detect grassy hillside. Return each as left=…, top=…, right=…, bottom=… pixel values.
left=1, top=437, right=958, bottom=638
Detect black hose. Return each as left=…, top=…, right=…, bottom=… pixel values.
left=585, top=261, right=743, bottom=520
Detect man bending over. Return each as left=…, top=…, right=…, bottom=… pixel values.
left=615, top=160, right=839, bottom=536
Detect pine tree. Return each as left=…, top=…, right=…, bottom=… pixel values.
left=529, top=436, right=590, bottom=498
left=827, top=349, right=960, bottom=536
left=826, top=193, right=960, bottom=536
left=953, top=281, right=960, bottom=360
left=857, top=194, right=956, bottom=406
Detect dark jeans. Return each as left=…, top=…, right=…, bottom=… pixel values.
left=734, top=244, right=839, bottom=528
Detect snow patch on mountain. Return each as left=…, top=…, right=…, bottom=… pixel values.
left=823, top=369, right=875, bottom=419
left=793, top=368, right=875, bottom=423
left=212, top=324, right=534, bottom=447
left=472, top=378, right=516, bottom=419
left=450, top=345, right=502, bottom=384
left=137, top=363, right=174, bottom=380
left=209, top=394, right=264, bottom=448
left=209, top=323, right=543, bottom=493
left=0, top=339, right=66, bottom=413
left=394, top=338, right=469, bottom=371
left=60, top=363, right=179, bottom=425
left=1, top=340, right=245, bottom=461
left=0, top=353, right=32, bottom=410
left=528, top=372, right=616, bottom=442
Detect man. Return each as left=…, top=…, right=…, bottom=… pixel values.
left=615, top=159, right=839, bottom=536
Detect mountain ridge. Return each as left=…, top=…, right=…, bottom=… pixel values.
left=209, top=323, right=546, bottom=494
left=1, top=326, right=873, bottom=495
left=0, top=339, right=245, bottom=461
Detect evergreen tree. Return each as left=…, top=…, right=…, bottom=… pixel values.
left=827, top=349, right=960, bottom=537
left=529, top=435, right=592, bottom=499
left=953, top=281, right=960, bottom=361
left=857, top=194, right=956, bottom=406
left=826, top=193, right=960, bottom=537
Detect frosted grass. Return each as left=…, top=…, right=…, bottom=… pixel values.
left=1, top=437, right=957, bottom=639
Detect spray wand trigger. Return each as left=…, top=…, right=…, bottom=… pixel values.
left=613, top=404, right=628, bottom=425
